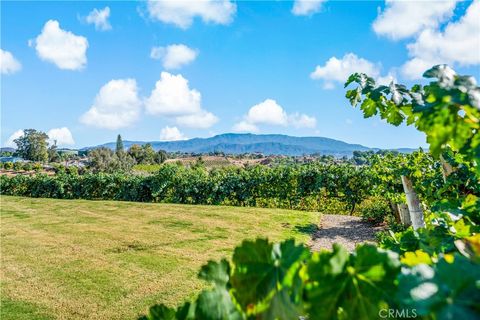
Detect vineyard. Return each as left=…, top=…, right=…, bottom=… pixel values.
left=0, top=161, right=379, bottom=214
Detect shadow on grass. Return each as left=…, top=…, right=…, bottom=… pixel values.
left=292, top=223, right=319, bottom=236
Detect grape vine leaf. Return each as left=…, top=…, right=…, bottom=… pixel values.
left=195, top=288, right=244, bottom=320
left=198, top=259, right=230, bottom=287
left=306, top=244, right=400, bottom=320
left=230, top=239, right=308, bottom=310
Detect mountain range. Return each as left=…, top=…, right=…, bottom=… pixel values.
left=84, top=133, right=416, bottom=157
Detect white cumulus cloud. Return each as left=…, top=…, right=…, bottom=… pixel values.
left=310, top=53, right=381, bottom=88
left=292, top=0, right=327, bottom=16
left=150, top=44, right=198, bottom=69
left=147, top=0, right=236, bottom=29
left=233, top=99, right=316, bottom=132
left=86, top=7, right=112, bottom=31
left=145, top=72, right=201, bottom=116
left=232, top=121, right=259, bottom=133
left=4, top=130, right=24, bottom=148
left=160, top=126, right=187, bottom=141
left=145, top=72, right=218, bottom=129
left=33, top=20, right=88, bottom=70
left=0, top=49, right=22, bottom=74
left=246, top=99, right=288, bottom=126
left=47, top=127, right=75, bottom=146
left=288, top=113, right=317, bottom=128
left=176, top=110, right=218, bottom=129
left=80, top=79, right=142, bottom=130
left=401, top=0, right=480, bottom=79
left=373, top=0, right=458, bottom=40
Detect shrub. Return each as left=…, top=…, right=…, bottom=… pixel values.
left=66, top=166, right=79, bottom=175
left=385, top=214, right=407, bottom=233
left=22, top=162, right=33, bottom=172
left=4, top=162, right=13, bottom=170
left=356, top=196, right=391, bottom=225
left=13, top=161, right=23, bottom=171
left=32, top=163, right=43, bottom=172
left=133, top=164, right=163, bottom=173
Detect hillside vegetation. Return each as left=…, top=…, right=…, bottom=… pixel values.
left=89, top=133, right=382, bottom=156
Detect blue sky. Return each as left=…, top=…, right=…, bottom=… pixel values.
left=1, top=0, right=479, bottom=149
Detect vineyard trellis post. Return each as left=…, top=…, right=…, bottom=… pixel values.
left=401, top=175, right=425, bottom=230
left=397, top=203, right=411, bottom=226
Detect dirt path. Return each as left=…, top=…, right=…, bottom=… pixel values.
left=309, top=214, right=382, bottom=252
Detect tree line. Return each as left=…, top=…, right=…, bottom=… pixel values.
left=3, top=131, right=168, bottom=171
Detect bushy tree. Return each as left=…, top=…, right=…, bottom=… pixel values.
left=127, top=143, right=159, bottom=164
left=141, top=144, right=156, bottom=164
left=88, top=147, right=134, bottom=173
left=155, top=150, right=167, bottom=164
left=127, top=144, right=142, bottom=162
left=88, top=147, right=115, bottom=172
left=14, top=129, right=49, bottom=162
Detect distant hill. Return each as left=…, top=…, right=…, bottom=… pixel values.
left=82, top=133, right=416, bottom=157
left=0, top=147, right=15, bottom=153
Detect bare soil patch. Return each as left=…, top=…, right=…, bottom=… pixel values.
left=309, top=214, right=383, bottom=252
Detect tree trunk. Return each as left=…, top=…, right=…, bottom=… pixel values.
left=397, top=203, right=411, bottom=226
left=401, top=175, right=425, bottom=230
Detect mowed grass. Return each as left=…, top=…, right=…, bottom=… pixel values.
left=0, top=196, right=319, bottom=320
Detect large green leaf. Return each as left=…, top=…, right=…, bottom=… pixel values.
left=195, top=288, right=244, bottom=320
left=261, top=288, right=302, bottom=320
left=230, top=239, right=308, bottom=309
left=359, top=98, right=377, bottom=118
left=198, top=259, right=230, bottom=287
left=306, top=244, right=400, bottom=320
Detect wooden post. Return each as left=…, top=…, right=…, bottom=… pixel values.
left=397, top=203, right=411, bottom=226
left=401, top=175, right=425, bottom=230
left=390, top=201, right=401, bottom=223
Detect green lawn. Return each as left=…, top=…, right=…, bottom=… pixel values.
left=0, top=196, right=319, bottom=320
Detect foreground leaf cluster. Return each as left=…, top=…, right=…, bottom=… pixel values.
left=140, top=238, right=479, bottom=320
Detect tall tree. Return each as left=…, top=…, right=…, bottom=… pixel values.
left=115, top=134, right=124, bottom=157
left=14, top=129, right=49, bottom=162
